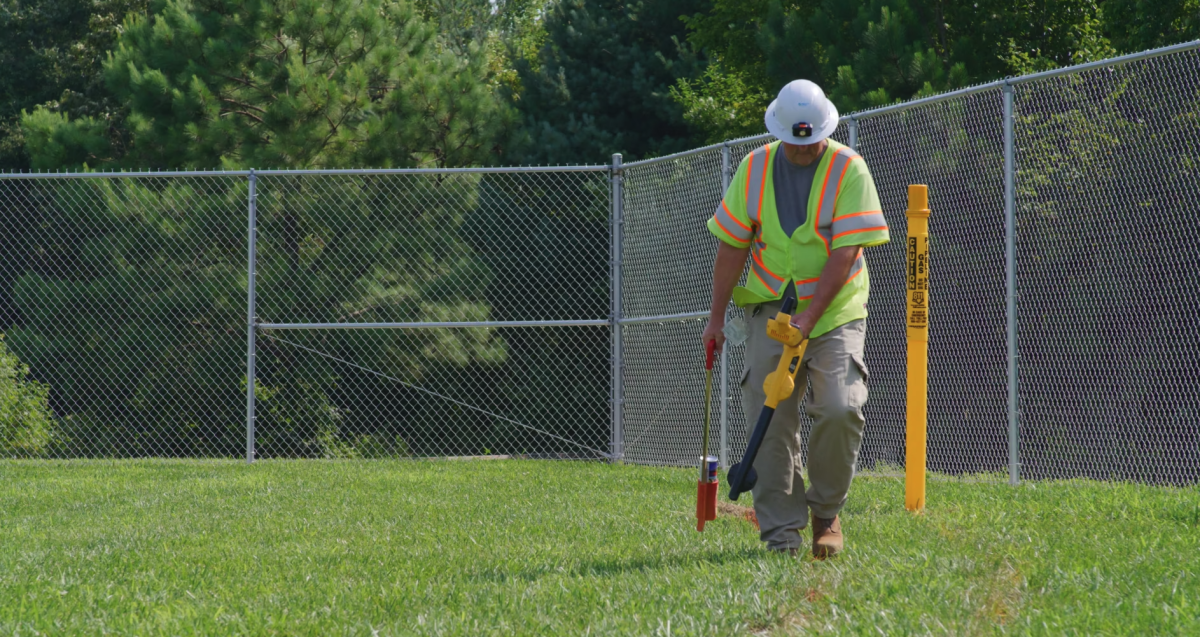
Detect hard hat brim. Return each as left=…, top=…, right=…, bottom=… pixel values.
left=764, top=98, right=840, bottom=146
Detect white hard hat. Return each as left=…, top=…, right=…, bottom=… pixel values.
left=764, top=80, right=839, bottom=145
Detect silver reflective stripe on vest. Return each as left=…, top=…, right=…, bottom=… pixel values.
left=794, top=277, right=819, bottom=300
left=846, top=251, right=865, bottom=281
left=815, top=149, right=860, bottom=254
left=750, top=241, right=784, bottom=296
left=794, top=253, right=864, bottom=300
left=832, top=210, right=887, bottom=239
left=713, top=199, right=753, bottom=244
left=745, top=145, right=773, bottom=224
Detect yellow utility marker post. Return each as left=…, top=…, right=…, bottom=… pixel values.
left=905, top=185, right=931, bottom=512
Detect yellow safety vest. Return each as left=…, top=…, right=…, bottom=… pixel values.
left=708, top=139, right=889, bottom=338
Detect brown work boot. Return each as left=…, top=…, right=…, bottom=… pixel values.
left=811, top=515, right=843, bottom=559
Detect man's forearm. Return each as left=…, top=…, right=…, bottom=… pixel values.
left=805, top=246, right=861, bottom=319
left=710, top=242, right=750, bottom=322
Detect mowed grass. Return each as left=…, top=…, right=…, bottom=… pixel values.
left=0, top=460, right=1197, bottom=636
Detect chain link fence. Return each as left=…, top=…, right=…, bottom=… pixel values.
left=1013, top=50, right=1200, bottom=483
left=618, top=42, right=1200, bottom=485
left=1, top=42, right=1198, bottom=483
left=0, top=175, right=248, bottom=458
left=0, top=168, right=614, bottom=461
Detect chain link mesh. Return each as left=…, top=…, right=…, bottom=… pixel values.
left=621, top=48, right=1200, bottom=486
left=618, top=148, right=724, bottom=465
left=252, top=170, right=612, bottom=459
left=254, top=172, right=610, bottom=325
left=856, top=94, right=1009, bottom=479
left=0, top=170, right=612, bottom=460
left=1014, top=50, right=1200, bottom=483
left=3, top=45, right=1198, bottom=482
left=0, top=175, right=248, bottom=458
left=255, top=327, right=611, bottom=459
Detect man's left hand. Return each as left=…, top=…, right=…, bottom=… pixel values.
left=788, top=310, right=818, bottom=340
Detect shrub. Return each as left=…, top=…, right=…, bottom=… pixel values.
left=0, top=334, right=56, bottom=457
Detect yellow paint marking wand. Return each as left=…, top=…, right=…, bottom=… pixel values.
left=905, top=185, right=931, bottom=511
left=727, top=294, right=809, bottom=501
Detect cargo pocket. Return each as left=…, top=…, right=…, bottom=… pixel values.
left=851, top=352, right=869, bottom=382
left=849, top=352, right=870, bottom=409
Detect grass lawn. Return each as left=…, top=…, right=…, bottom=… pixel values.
left=0, top=460, right=1197, bottom=635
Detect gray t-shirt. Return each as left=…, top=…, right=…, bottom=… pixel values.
left=772, top=147, right=826, bottom=236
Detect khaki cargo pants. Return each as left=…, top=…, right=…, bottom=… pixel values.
left=740, top=302, right=869, bottom=551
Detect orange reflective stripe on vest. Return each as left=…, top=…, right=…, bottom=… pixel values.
left=832, top=209, right=887, bottom=239
left=712, top=199, right=754, bottom=245
left=792, top=252, right=864, bottom=300
left=815, top=149, right=860, bottom=255
left=750, top=242, right=785, bottom=296
left=744, top=145, right=861, bottom=254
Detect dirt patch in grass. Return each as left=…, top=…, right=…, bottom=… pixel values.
left=717, top=501, right=759, bottom=528
left=977, top=559, right=1024, bottom=626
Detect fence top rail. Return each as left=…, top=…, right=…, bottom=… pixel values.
left=258, top=319, right=611, bottom=330
left=0, top=169, right=253, bottom=179
left=1, top=40, right=1195, bottom=180
left=621, top=39, right=1200, bottom=170
left=621, top=141, right=731, bottom=170
left=254, top=165, right=610, bottom=176
left=0, top=164, right=609, bottom=180
left=843, top=38, right=1200, bottom=122
left=620, top=133, right=780, bottom=170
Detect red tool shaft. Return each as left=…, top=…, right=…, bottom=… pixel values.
left=697, top=339, right=717, bottom=532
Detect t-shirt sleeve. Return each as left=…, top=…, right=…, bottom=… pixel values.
left=831, top=158, right=889, bottom=249
left=707, top=155, right=757, bottom=248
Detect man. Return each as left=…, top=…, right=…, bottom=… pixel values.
left=701, top=79, right=888, bottom=558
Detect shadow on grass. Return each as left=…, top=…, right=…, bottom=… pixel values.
left=467, top=546, right=768, bottom=584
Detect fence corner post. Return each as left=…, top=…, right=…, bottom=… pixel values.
left=246, top=169, right=258, bottom=464
left=847, top=117, right=859, bottom=151
left=718, top=142, right=732, bottom=469
left=610, top=154, right=624, bottom=463
left=1003, top=83, right=1019, bottom=485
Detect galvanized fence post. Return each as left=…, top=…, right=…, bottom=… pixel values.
left=610, top=154, right=624, bottom=462
left=246, top=169, right=258, bottom=464
left=718, top=142, right=732, bottom=470
left=847, top=117, right=859, bottom=150
left=1003, top=83, right=1019, bottom=485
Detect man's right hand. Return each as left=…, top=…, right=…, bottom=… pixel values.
left=701, top=317, right=726, bottom=351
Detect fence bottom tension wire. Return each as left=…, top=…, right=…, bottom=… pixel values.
left=261, top=333, right=614, bottom=460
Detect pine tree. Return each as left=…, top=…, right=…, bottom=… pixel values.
left=0, top=0, right=148, bottom=171
left=513, top=0, right=711, bottom=164
left=21, top=0, right=515, bottom=170
left=9, top=0, right=523, bottom=457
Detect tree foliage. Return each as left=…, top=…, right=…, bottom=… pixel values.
left=0, top=0, right=149, bottom=170
left=1102, top=0, right=1200, bottom=52
left=674, top=0, right=1192, bottom=139
left=21, top=0, right=515, bottom=171
left=7, top=0, right=535, bottom=457
left=512, top=0, right=711, bottom=164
